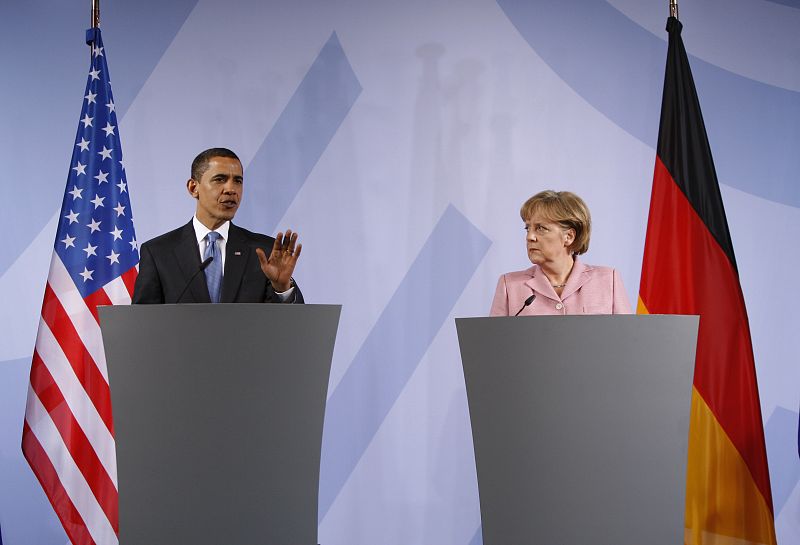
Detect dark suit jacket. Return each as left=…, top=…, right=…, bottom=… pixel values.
left=132, top=221, right=304, bottom=304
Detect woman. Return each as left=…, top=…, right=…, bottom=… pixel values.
left=491, top=190, right=631, bottom=316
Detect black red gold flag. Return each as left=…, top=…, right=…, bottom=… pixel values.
left=639, top=16, right=776, bottom=545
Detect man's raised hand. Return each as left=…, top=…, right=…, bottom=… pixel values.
left=255, top=230, right=302, bottom=292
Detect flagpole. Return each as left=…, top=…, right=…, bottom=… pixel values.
left=669, top=0, right=678, bottom=19
left=91, top=0, right=100, bottom=28
left=89, top=0, right=99, bottom=61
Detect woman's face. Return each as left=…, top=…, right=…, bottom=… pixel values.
left=524, top=212, right=574, bottom=266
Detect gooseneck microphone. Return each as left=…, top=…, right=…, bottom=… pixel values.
left=514, top=293, right=536, bottom=316
left=174, top=256, right=214, bottom=303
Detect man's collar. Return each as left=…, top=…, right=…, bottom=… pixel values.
left=192, top=216, right=231, bottom=244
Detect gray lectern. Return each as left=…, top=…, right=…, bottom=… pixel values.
left=99, top=304, right=340, bottom=545
left=456, top=315, right=698, bottom=545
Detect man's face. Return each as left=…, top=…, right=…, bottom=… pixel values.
left=187, top=156, right=243, bottom=230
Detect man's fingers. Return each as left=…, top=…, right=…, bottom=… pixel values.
left=267, top=229, right=301, bottom=261
left=255, top=247, right=268, bottom=266
left=270, top=232, right=285, bottom=257
left=286, top=231, right=299, bottom=254
left=292, top=243, right=302, bottom=260
left=276, top=230, right=300, bottom=256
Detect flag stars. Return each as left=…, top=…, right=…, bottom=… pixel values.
left=82, top=243, right=98, bottom=258
left=43, top=40, right=137, bottom=312
left=79, top=267, right=94, bottom=282
left=68, top=186, right=83, bottom=200
left=90, top=194, right=105, bottom=209
left=61, top=234, right=76, bottom=249
left=87, top=218, right=102, bottom=233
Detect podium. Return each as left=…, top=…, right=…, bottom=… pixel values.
left=456, top=315, right=698, bottom=545
left=99, top=304, right=340, bottom=545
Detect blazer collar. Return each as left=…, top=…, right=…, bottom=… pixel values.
left=174, top=221, right=211, bottom=303
left=219, top=223, right=250, bottom=303
left=523, top=256, right=593, bottom=301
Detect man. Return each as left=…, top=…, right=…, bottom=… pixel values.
left=133, top=148, right=303, bottom=304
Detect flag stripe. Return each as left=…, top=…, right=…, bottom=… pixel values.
left=25, top=392, right=118, bottom=545
left=33, top=320, right=117, bottom=483
left=685, top=390, right=776, bottom=545
left=47, top=254, right=111, bottom=381
left=41, top=284, right=114, bottom=434
left=22, top=421, right=96, bottom=545
left=103, top=270, right=135, bottom=306
left=29, top=351, right=120, bottom=533
left=120, top=267, right=137, bottom=298
left=84, top=289, right=114, bottom=324
left=641, top=157, right=773, bottom=511
left=655, top=18, right=736, bottom=269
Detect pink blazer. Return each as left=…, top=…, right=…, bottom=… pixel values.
left=490, top=257, right=632, bottom=316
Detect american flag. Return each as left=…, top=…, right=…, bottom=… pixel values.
left=22, top=28, right=137, bottom=545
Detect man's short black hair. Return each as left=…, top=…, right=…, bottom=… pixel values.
left=190, top=148, right=241, bottom=181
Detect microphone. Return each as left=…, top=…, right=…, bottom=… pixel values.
left=514, top=293, right=536, bottom=316
left=174, top=256, right=213, bottom=303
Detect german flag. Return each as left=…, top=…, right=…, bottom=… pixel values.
left=638, top=17, right=776, bottom=545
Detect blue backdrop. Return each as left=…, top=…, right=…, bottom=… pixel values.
left=1, top=1, right=798, bottom=544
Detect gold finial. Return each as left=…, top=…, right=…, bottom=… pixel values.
left=669, top=0, right=679, bottom=19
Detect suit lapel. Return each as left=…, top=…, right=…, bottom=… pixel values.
left=523, top=258, right=592, bottom=302
left=559, top=257, right=591, bottom=301
left=524, top=266, right=559, bottom=302
left=220, top=224, right=249, bottom=303
left=174, top=221, right=211, bottom=303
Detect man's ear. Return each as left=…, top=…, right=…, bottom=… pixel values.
left=187, top=178, right=199, bottom=198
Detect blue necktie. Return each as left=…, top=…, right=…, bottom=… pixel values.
left=203, top=231, right=223, bottom=303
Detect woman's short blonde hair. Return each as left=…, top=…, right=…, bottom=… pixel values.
left=520, top=190, right=592, bottom=255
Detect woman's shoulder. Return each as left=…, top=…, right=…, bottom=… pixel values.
left=575, top=259, right=619, bottom=277
left=498, top=266, right=537, bottom=282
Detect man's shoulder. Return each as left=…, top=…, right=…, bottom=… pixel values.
left=140, top=222, right=193, bottom=251
left=230, top=224, right=276, bottom=246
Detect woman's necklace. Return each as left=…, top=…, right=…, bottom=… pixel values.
left=545, top=258, right=574, bottom=290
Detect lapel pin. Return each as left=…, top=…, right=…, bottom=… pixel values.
left=234, top=251, right=242, bottom=256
